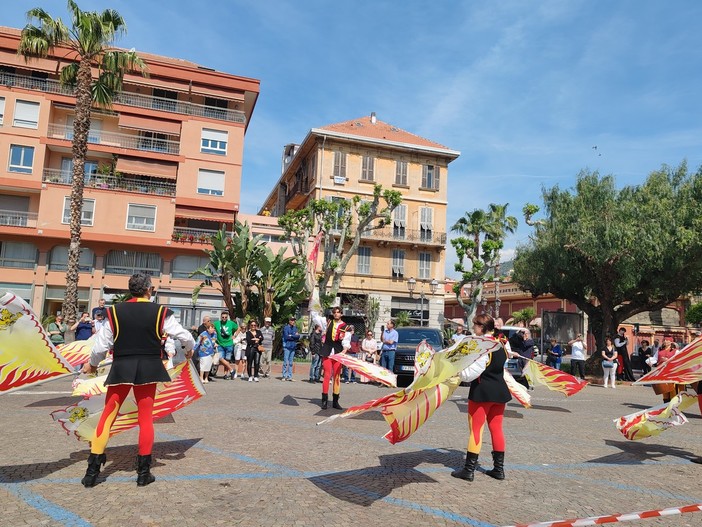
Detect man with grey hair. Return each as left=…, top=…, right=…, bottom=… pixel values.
left=259, top=317, right=275, bottom=378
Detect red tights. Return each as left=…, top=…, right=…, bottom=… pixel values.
left=321, top=357, right=343, bottom=395
left=467, top=400, right=506, bottom=454
left=91, top=383, right=157, bottom=455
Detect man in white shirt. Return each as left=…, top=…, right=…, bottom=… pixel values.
left=568, top=334, right=587, bottom=380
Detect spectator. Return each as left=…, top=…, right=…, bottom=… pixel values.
left=600, top=337, right=618, bottom=388
left=614, top=327, right=635, bottom=382
left=91, top=298, right=106, bottom=319
left=282, top=316, right=300, bottom=381
left=308, top=324, right=323, bottom=383
left=196, top=315, right=211, bottom=337
left=639, top=340, right=653, bottom=375
left=47, top=313, right=67, bottom=345
left=244, top=320, right=264, bottom=382
left=360, top=330, right=378, bottom=383
left=568, top=334, right=587, bottom=380
left=514, top=329, right=535, bottom=389
left=93, top=311, right=108, bottom=333
left=342, top=326, right=357, bottom=384
left=452, top=323, right=465, bottom=343
left=319, top=307, right=347, bottom=409
left=654, top=340, right=682, bottom=403
left=213, top=311, right=236, bottom=379
left=546, top=338, right=562, bottom=370
left=259, top=317, right=275, bottom=378
left=380, top=320, right=398, bottom=375
left=196, top=323, right=218, bottom=384
left=232, top=326, right=247, bottom=379
left=71, top=311, right=94, bottom=341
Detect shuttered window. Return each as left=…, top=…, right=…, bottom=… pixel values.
left=197, top=169, right=225, bottom=196
left=357, top=246, right=371, bottom=275
left=421, top=164, right=440, bottom=190
left=361, top=155, right=375, bottom=181
left=419, top=252, right=431, bottom=279
left=395, top=160, right=407, bottom=185
left=420, top=207, right=433, bottom=241
left=333, top=151, right=347, bottom=181
left=126, top=204, right=156, bottom=231
left=105, top=250, right=161, bottom=276
left=62, top=197, right=95, bottom=226
left=393, top=204, right=406, bottom=239
left=13, top=100, right=40, bottom=128
left=201, top=128, right=228, bottom=155
left=391, top=249, right=405, bottom=278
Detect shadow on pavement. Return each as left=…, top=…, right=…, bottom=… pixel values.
left=25, top=396, right=78, bottom=408
left=308, top=448, right=462, bottom=506
left=587, top=439, right=699, bottom=465
left=529, top=404, right=571, bottom=413
left=0, top=438, right=202, bottom=483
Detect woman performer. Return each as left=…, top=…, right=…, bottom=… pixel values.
left=81, top=273, right=195, bottom=487
left=319, top=306, right=347, bottom=410
left=452, top=313, right=511, bottom=482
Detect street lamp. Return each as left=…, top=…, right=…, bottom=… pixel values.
left=407, top=277, right=438, bottom=327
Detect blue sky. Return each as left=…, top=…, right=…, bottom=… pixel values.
left=7, top=1, right=702, bottom=278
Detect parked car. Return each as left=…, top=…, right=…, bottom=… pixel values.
left=392, top=327, right=446, bottom=387
left=496, top=325, right=536, bottom=379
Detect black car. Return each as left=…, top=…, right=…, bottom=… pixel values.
left=392, top=327, right=445, bottom=387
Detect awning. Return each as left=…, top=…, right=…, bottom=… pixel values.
left=189, top=84, right=245, bottom=102
left=175, top=207, right=234, bottom=223
left=118, top=114, right=181, bottom=135
left=116, top=157, right=178, bottom=179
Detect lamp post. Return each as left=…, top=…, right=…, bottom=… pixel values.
left=407, top=277, right=417, bottom=324
left=407, top=277, right=438, bottom=327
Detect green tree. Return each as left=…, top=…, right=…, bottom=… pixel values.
left=278, top=184, right=402, bottom=307
left=686, top=302, right=702, bottom=326
left=18, top=1, right=145, bottom=326
left=513, top=164, right=702, bottom=350
left=451, top=204, right=518, bottom=323
left=510, top=307, right=535, bottom=327
left=394, top=311, right=411, bottom=327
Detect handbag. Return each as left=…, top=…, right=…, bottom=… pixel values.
left=258, top=345, right=265, bottom=353
left=602, top=360, right=614, bottom=368
left=212, top=351, right=221, bottom=366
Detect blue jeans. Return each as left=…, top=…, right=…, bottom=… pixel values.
left=380, top=349, right=395, bottom=373
left=342, top=353, right=357, bottom=382
left=283, top=347, right=296, bottom=379
left=309, top=354, right=321, bottom=381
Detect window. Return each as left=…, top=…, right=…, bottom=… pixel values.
left=421, top=164, right=440, bottom=190
left=201, top=128, right=228, bottom=155
left=0, top=195, right=30, bottom=227
left=0, top=97, right=5, bottom=125
left=329, top=196, right=347, bottom=232
left=105, top=250, right=161, bottom=276
left=172, top=255, right=211, bottom=279
left=391, top=249, right=405, bottom=278
left=419, top=252, right=431, bottom=279
left=0, top=241, right=37, bottom=269
left=360, top=155, right=375, bottom=181
left=13, top=100, right=40, bottom=129
left=152, top=88, right=178, bottom=112
left=61, top=158, right=99, bottom=184
left=357, top=246, right=371, bottom=275
left=333, top=151, right=347, bottom=182
left=62, top=197, right=95, bottom=226
left=138, top=131, right=169, bottom=153
left=392, top=204, right=406, bottom=239
left=395, top=160, right=408, bottom=186
left=48, top=246, right=94, bottom=272
left=420, top=207, right=434, bottom=242
left=204, top=97, right=228, bottom=120
left=197, top=169, right=225, bottom=196
left=66, top=116, right=101, bottom=143
left=8, top=145, right=34, bottom=174
left=126, top=204, right=156, bottom=231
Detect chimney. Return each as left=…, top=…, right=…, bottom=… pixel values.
left=370, top=112, right=377, bottom=124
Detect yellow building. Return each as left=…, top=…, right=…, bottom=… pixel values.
left=259, top=114, right=460, bottom=331
left=0, top=25, right=263, bottom=326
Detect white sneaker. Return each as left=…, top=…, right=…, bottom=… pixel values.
left=232, top=373, right=238, bottom=379
left=248, top=377, right=253, bottom=382
left=254, top=377, right=259, bottom=382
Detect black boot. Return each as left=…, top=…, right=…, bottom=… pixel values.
left=332, top=394, right=343, bottom=410
left=81, top=453, right=106, bottom=488
left=485, top=451, right=505, bottom=480
left=451, top=451, right=479, bottom=481
left=136, top=454, right=156, bottom=487
left=321, top=393, right=328, bottom=409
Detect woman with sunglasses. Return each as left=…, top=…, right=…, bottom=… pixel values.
left=245, top=320, right=264, bottom=382
left=452, top=313, right=511, bottom=482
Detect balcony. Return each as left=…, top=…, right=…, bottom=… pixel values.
left=0, top=209, right=38, bottom=228
left=360, top=226, right=447, bottom=246
left=172, top=226, right=227, bottom=244
left=43, top=169, right=176, bottom=197
left=46, top=123, right=181, bottom=155
left=0, top=71, right=246, bottom=124
left=285, top=177, right=312, bottom=209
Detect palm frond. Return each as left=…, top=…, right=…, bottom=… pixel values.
left=59, top=62, right=79, bottom=86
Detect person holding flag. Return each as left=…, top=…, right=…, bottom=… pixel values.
left=452, top=313, right=511, bottom=482
left=81, top=273, right=195, bottom=488
left=319, top=306, right=347, bottom=410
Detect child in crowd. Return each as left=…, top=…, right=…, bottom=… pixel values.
left=196, top=323, right=218, bottom=383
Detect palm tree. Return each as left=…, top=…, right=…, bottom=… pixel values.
left=18, top=1, right=146, bottom=327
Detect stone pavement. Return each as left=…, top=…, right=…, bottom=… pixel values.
left=1, top=372, right=701, bottom=527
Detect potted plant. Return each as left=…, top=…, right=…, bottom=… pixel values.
left=172, top=231, right=183, bottom=242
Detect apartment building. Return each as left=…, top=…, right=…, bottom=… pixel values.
left=0, top=26, right=260, bottom=326
left=259, top=114, right=460, bottom=331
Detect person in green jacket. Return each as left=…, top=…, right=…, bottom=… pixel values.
left=47, top=313, right=68, bottom=345
left=213, top=311, right=237, bottom=379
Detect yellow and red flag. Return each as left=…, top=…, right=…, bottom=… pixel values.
left=52, top=360, right=205, bottom=440
left=330, top=353, right=397, bottom=387
left=634, top=337, right=702, bottom=385
left=504, top=371, right=531, bottom=408
left=523, top=358, right=588, bottom=397
left=614, top=392, right=697, bottom=440
left=0, top=292, right=73, bottom=394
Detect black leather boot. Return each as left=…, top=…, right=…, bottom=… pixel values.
left=451, top=451, right=479, bottom=481
left=136, top=454, right=156, bottom=487
left=332, top=394, right=343, bottom=410
left=485, top=451, right=505, bottom=480
left=81, top=453, right=106, bottom=488
left=321, top=393, right=328, bottom=409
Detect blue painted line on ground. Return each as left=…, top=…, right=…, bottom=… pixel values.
left=1, top=482, right=93, bottom=527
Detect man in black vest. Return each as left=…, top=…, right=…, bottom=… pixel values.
left=614, top=327, right=635, bottom=382
left=81, top=273, right=195, bottom=487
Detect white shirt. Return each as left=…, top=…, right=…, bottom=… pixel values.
left=459, top=354, right=489, bottom=383
left=90, top=314, right=195, bottom=367
left=571, top=340, right=586, bottom=360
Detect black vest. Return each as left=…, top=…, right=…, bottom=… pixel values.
left=106, top=301, right=172, bottom=358
left=468, top=346, right=512, bottom=403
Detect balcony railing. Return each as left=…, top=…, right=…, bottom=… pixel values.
left=0, top=209, right=38, bottom=228
left=172, top=226, right=235, bottom=244
left=47, top=123, right=180, bottom=155
left=360, top=226, right=447, bottom=245
left=0, top=71, right=246, bottom=124
left=43, top=169, right=176, bottom=197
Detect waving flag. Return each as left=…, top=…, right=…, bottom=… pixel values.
left=330, top=353, right=397, bottom=387
left=615, top=392, right=697, bottom=440
left=0, top=292, right=73, bottom=394
left=504, top=371, right=531, bottom=408
left=634, top=337, right=702, bottom=385
left=523, top=359, right=588, bottom=397
left=414, top=340, right=436, bottom=378
left=51, top=360, right=204, bottom=440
